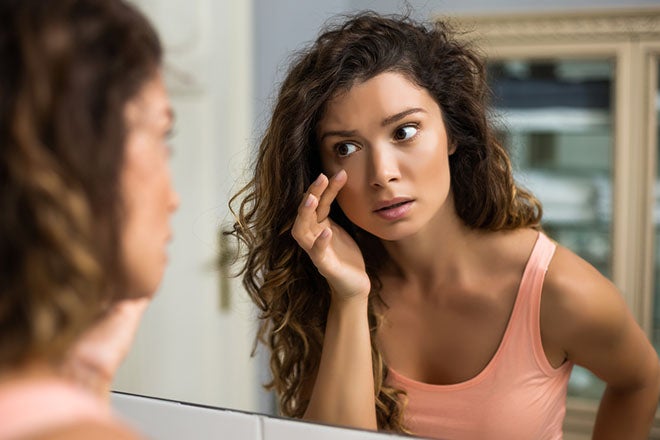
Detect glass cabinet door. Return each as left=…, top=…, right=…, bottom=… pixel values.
left=487, top=58, right=614, bottom=399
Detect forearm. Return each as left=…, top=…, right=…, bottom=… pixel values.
left=592, top=366, right=660, bottom=440
left=303, top=296, right=377, bottom=430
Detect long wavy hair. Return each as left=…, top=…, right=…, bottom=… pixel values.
left=0, top=0, right=161, bottom=370
left=228, top=12, right=542, bottom=432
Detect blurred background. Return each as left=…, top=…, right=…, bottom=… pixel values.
left=113, top=1, right=660, bottom=438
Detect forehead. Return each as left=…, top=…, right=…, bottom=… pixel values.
left=319, top=72, right=438, bottom=128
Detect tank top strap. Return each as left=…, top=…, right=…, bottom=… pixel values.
left=517, top=232, right=556, bottom=298
left=510, top=231, right=562, bottom=376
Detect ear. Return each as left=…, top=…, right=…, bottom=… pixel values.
left=448, top=141, right=457, bottom=155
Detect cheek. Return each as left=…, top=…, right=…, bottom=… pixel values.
left=415, top=137, right=451, bottom=177
left=319, top=153, right=340, bottom=177
left=335, top=178, right=366, bottom=220
left=121, top=157, right=170, bottom=243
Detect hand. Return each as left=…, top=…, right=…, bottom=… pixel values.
left=61, top=297, right=150, bottom=401
left=291, top=170, right=371, bottom=301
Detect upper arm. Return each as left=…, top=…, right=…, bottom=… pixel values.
left=541, top=245, right=659, bottom=391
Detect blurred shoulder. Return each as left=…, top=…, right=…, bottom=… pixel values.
left=29, top=420, right=141, bottom=440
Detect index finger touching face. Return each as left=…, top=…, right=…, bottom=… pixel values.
left=308, top=173, right=329, bottom=199
left=316, top=169, right=347, bottom=221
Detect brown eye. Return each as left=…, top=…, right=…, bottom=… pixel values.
left=394, top=125, right=418, bottom=141
left=335, top=142, right=359, bottom=157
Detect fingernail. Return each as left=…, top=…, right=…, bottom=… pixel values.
left=313, top=173, right=324, bottom=186
left=321, top=228, right=330, bottom=238
left=304, top=194, right=314, bottom=207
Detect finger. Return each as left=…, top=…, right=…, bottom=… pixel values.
left=296, top=173, right=327, bottom=216
left=308, top=226, right=333, bottom=264
left=317, top=170, right=347, bottom=221
left=307, top=173, right=329, bottom=200
left=291, top=193, right=323, bottom=250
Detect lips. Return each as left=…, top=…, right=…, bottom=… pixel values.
left=373, top=197, right=414, bottom=221
left=373, top=197, right=414, bottom=212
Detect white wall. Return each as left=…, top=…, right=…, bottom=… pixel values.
left=114, top=0, right=261, bottom=414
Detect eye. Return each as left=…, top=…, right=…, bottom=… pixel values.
left=393, top=124, right=418, bottom=141
left=335, top=142, right=360, bottom=158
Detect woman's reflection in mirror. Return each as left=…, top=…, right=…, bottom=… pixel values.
left=228, top=11, right=660, bottom=439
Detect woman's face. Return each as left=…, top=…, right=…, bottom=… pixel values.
left=317, top=71, right=454, bottom=241
left=120, top=71, right=179, bottom=297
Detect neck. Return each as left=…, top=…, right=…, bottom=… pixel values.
left=0, top=360, right=61, bottom=388
left=379, top=200, right=486, bottom=291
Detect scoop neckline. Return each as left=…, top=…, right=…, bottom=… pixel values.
left=387, top=232, right=544, bottom=391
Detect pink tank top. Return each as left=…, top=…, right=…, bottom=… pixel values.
left=0, top=377, right=113, bottom=439
left=387, top=232, right=573, bottom=440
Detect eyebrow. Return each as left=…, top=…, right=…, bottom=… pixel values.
left=382, top=107, right=426, bottom=126
left=319, top=107, right=427, bottom=142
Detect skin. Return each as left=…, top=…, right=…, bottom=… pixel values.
left=64, top=71, right=179, bottom=398
left=292, top=71, right=660, bottom=437
left=121, top=71, right=179, bottom=298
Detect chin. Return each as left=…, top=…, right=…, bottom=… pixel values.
left=123, top=285, right=158, bottom=300
left=364, top=222, right=420, bottom=242
left=124, top=273, right=165, bottom=299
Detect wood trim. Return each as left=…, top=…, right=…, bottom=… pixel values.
left=613, top=42, right=644, bottom=313
left=442, top=8, right=660, bottom=45
left=640, top=43, right=660, bottom=335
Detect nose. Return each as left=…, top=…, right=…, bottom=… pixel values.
left=369, top=145, right=400, bottom=188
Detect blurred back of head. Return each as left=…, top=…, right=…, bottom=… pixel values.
left=0, top=0, right=162, bottom=370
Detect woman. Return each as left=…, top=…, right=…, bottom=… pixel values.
left=229, top=12, right=660, bottom=439
left=0, top=0, right=178, bottom=438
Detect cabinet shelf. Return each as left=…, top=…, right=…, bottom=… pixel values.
left=492, top=107, right=611, bottom=133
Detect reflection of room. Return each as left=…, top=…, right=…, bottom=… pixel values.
left=489, top=59, right=613, bottom=278
left=113, top=1, right=660, bottom=439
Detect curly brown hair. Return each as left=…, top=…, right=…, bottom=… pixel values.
left=228, top=12, right=542, bottom=433
left=0, top=0, right=161, bottom=370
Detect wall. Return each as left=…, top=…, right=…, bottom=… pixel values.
left=252, top=0, right=660, bottom=138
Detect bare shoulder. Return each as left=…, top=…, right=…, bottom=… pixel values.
left=541, top=239, right=660, bottom=395
left=27, top=420, right=141, bottom=440
left=540, top=241, right=629, bottom=359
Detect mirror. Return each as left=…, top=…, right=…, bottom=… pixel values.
left=113, top=0, right=449, bottom=419
left=112, top=2, right=660, bottom=439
